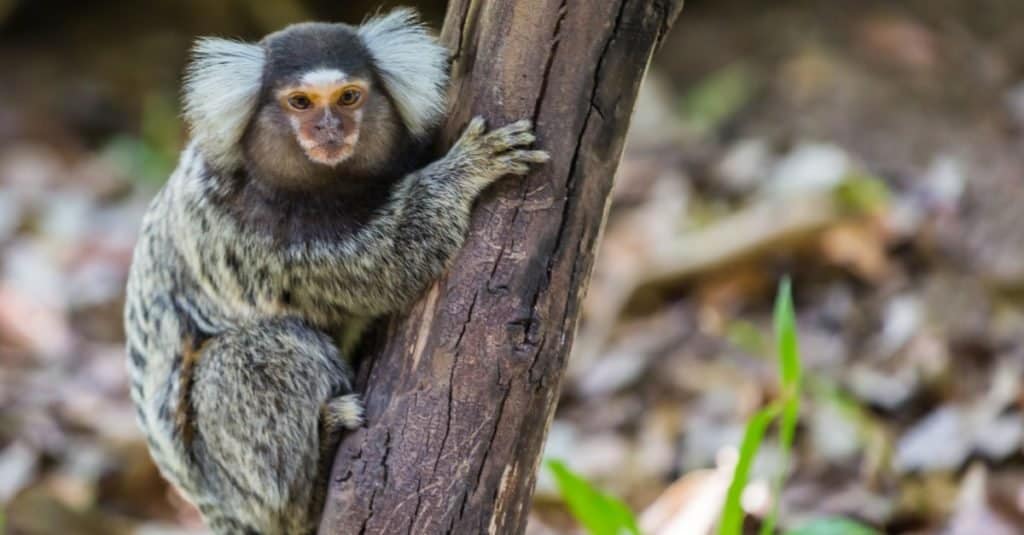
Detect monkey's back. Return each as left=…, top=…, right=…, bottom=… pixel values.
left=124, top=184, right=203, bottom=493
left=125, top=176, right=250, bottom=490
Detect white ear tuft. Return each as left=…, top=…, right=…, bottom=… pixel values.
left=183, top=38, right=265, bottom=171
left=358, top=8, right=449, bottom=139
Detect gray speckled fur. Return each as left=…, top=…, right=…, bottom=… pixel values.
left=124, top=12, right=547, bottom=533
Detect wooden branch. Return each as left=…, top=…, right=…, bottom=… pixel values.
left=318, top=1, right=684, bottom=533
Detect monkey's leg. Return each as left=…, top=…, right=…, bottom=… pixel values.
left=188, top=317, right=356, bottom=535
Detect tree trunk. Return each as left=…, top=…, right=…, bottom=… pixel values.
left=318, top=1, right=684, bottom=533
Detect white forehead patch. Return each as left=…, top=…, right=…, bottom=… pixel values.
left=301, top=68, right=347, bottom=86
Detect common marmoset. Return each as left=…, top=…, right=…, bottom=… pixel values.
left=124, top=9, right=548, bottom=534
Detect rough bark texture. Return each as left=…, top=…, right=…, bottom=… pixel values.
left=318, top=1, right=684, bottom=533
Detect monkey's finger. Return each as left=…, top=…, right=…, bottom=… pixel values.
left=491, top=119, right=533, bottom=137
left=509, top=150, right=551, bottom=164
left=453, top=117, right=487, bottom=152
left=488, top=132, right=536, bottom=151
left=508, top=118, right=533, bottom=131
left=498, top=152, right=548, bottom=175
left=506, top=132, right=537, bottom=148
left=502, top=162, right=532, bottom=175
left=461, top=116, right=487, bottom=139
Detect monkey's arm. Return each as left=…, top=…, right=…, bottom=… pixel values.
left=289, top=117, right=548, bottom=316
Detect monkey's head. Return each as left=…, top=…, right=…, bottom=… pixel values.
left=257, top=27, right=379, bottom=170
left=182, top=9, right=448, bottom=188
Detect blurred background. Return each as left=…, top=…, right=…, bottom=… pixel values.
left=2, top=0, right=1024, bottom=533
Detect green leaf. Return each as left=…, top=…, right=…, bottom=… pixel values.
left=761, top=277, right=804, bottom=535
left=833, top=171, right=890, bottom=215
left=760, top=395, right=800, bottom=535
left=547, top=459, right=641, bottom=535
left=773, top=277, right=801, bottom=394
left=784, top=517, right=881, bottom=535
left=718, top=404, right=780, bottom=535
left=681, top=63, right=757, bottom=134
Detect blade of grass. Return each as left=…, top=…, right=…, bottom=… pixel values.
left=761, top=277, right=803, bottom=535
left=547, top=459, right=641, bottom=535
left=760, top=397, right=798, bottom=535
left=718, top=403, right=780, bottom=535
left=773, top=277, right=801, bottom=393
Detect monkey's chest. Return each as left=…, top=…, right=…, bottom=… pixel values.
left=224, top=178, right=395, bottom=245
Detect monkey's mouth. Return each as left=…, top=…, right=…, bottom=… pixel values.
left=305, top=142, right=354, bottom=167
left=301, top=129, right=359, bottom=167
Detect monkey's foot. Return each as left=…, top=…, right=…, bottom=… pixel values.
left=324, top=393, right=365, bottom=430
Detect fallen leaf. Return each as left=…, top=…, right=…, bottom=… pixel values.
left=640, top=448, right=738, bottom=535
left=944, top=464, right=1018, bottom=535
left=819, top=222, right=891, bottom=282
left=0, top=282, right=75, bottom=358
left=0, top=441, right=39, bottom=502
left=857, top=14, right=938, bottom=72
left=762, top=143, right=850, bottom=198
left=894, top=405, right=972, bottom=473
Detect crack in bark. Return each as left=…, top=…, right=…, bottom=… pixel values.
left=653, top=0, right=684, bottom=48
left=530, top=0, right=568, bottom=126
left=450, top=0, right=475, bottom=64
left=407, top=476, right=424, bottom=533
left=433, top=340, right=460, bottom=474
left=356, top=430, right=391, bottom=535
left=452, top=290, right=479, bottom=349
left=456, top=388, right=511, bottom=528
left=486, top=241, right=510, bottom=294
left=435, top=283, right=479, bottom=478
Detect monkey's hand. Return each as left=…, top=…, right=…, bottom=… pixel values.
left=446, top=116, right=550, bottom=195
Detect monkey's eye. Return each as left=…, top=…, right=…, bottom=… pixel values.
left=339, top=88, right=362, bottom=107
left=287, top=94, right=312, bottom=110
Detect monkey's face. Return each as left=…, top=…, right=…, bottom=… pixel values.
left=276, top=69, right=368, bottom=167
left=225, top=21, right=435, bottom=188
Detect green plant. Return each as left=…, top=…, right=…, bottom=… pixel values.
left=718, top=279, right=879, bottom=535
left=547, top=459, right=641, bottom=535
left=680, top=63, right=757, bottom=134
left=550, top=278, right=879, bottom=535
left=719, top=278, right=801, bottom=535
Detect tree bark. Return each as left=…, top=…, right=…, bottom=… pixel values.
left=318, top=1, right=684, bottom=533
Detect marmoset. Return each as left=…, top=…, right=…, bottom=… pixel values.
left=124, top=9, right=547, bottom=534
